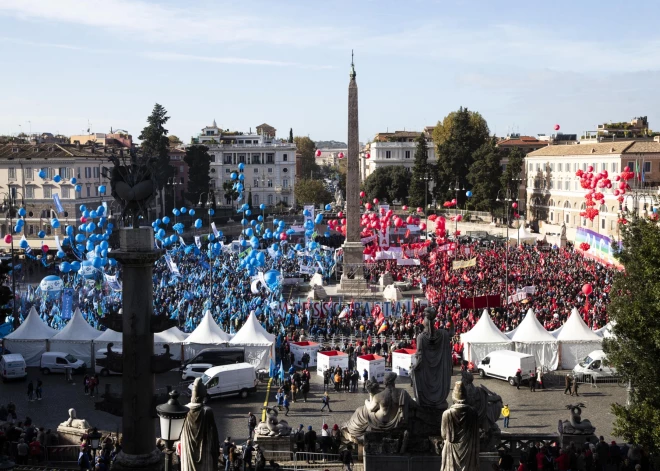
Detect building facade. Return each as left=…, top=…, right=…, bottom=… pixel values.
left=524, top=139, right=660, bottom=240
left=361, top=128, right=436, bottom=181
left=0, top=143, right=116, bottom=244
left=195, top=122, right=296, bottom=208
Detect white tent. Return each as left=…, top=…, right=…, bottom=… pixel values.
left=229, top=312, right=275, bottom=370
left=183, top=311, right=231, bottom=360
left=155, top=326, right=187, bottom=360
left=509, top=225, right=536, bottom=246
left=3, top=307, right=58, bottom=366
left=50, top=308, right=102, bottom=365
left=555, top=308, right=603, bottom=369
left=310, top=273, right=324, bottom=288
left=511, top=308, right=559, bottom=371
left=383, top=284, right=403, bottom=302
left=94, top=329, right=123, bottom=353
left=596, top=322, right=615, bottom=339
left=460, top=309, right=514, bottom=364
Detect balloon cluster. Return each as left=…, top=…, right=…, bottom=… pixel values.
left=443, top=199, right=457, bottom=208
left=576, top=165, right=635, bottom=220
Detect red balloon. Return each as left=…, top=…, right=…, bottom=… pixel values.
left=554, top=124, right=560, bottom=131
left=3, top=235, right=11, bottom=243
left=315, top=149, right=322, bottom=157
left=402, top=205, right=408, bottom=211
left=365, top=203, right=372, bottom=210
left=359, top=191, right=366, bottom=198
left=456, top=214, right=463, bottom=222
left=279, top=233, right=287, bottom=241
left=338, top=152, right=345, bottom=159
left=512, top=202, right=518, bottom=209
left=80, top=217, right=87, bottom=223
left=406, top=216, right=413, bottom=224
left=373, top=198, right=379, bottom=205
left=582, top=283, right=593, bottom=295
left=451, top=199, right=457, bottom=204
left=341, top=218, right=346, bottom=225
left=419, top=222, right=427, bottom=231
left=365, top=153, right=371, bottom=159
left=42, top=245, right=49, bottom=252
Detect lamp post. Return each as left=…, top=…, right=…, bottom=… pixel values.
left=423, top=173, right=433, bottom=234
left=496, top=189, right=516, bottom=301
left=167, top=177, right=181, bottom=222
left=157, top=390, right=189, bottom=471
left=448, top=179, right=465, bottom=237
left=88, top=427, right=102, bottom=458
left=0, top=191, right=24, bottom=329
left=199, top=190, right=215, bottom=306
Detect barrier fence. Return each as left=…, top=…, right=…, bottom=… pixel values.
left=248, top=451, right=361, bottom=471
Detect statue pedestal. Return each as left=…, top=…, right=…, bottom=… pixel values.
left=56, top=426, right=92, bottom=446
left=379, top=273, right=394, bottom=287
left=254, top=434, right=292, bottom=460
left=112, top=450, right=163, bottom=471
left=559, top=432, right=596, bottom=449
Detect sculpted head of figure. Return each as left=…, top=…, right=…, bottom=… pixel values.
left=423, top=307, right=436, bottom=333
left=452, top=381, right=467, bottom=404
left=191, top=378, right=207, bottom=404
left=384, top=372, right=397, bottom=387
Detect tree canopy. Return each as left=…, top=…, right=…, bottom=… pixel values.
left=433, top=107, right=490, bottom=206
left=184, top=145, right=212, bottom=207
left=467, top=140, right=502, bottom=212
left=0, top=259, right=13, bottom=327
left=294, top=179, right=332, bottom=206
left=605, top=216, right=660, bottom=451
left=363, top=166, right=411, bottom=205
left=408, top=133, right=431, bottom=210
left=294, top=136, right=320, bottom=179
left=222, top=179, right=239, bottom=206
left=139, top=103, right=172, bottom=190
left=168, top=135, right=182, bottom=146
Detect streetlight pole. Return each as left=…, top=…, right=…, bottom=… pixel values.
left=497, top=189, right=514, bottom=302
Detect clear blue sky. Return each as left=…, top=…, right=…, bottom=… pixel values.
left=1, top=0, right=659, bottom=144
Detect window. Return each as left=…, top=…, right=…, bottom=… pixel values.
left=573, top=163, right=577, bottom=172
left=8, top=168, right=16, bottom=180
left=254, top=179, right=259, bottom=188
left=267, top=179, right=273, bottom=188
left=268, top=168, right=273, bottom=173
left=644, top=161, right=651, bottom=173
left=225, top=168, right=230, bottom=174
left=565, top=180, right=570, bottom=190
left=282, top=178, right=289, bottom=188
left=549, top=163, right=554, bottom=171
left=43, top=186, right=52, bottom=198
left=266, top=153, right=274, bottom=164
left=252, top=154, right=261, bottom=164
left=283, top=154, right=288, bottom=162
left=558, top=163, right=562, bottom=172
left=224, top=154, right=232, bottom=164
left=529, top=163, right=533, bottom=171
left=25, top=186, right=34, bottom=198
left=254, top=195, right=259, bottom=205
left=267, top=194, right=273, bottom=205
left=282, top=196, right=288, bottom=205
left=405, top=151, right=411, bottom=159
left=283, top=168, right=288, bottom=173
left=28, top=225, right=34, bottom=235
left=627, top=161, right=634, bottom=172
left=58, top=167, right=66, bottom=179
left=85, top=167, right=92, bottom=178
left=24, top=167, right=33, bottom=180
left=601, top=218, right=605, bottom=229
left=62, top=187, right=70, bottom=198
left=386, top=151, right=391, bottom=159
left=601, top=163, right=606, bottom=171
left=10, top=187, right=16, bottom=199
left=210, top=155, right=216, bottom=163
left=86, top=186, right=91, bottom=197
left=93, top=167, right=100, bottom=178
left=254, top=168, right=259, bottom=173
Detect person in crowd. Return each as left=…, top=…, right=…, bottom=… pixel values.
left=502, top=404, right=511, bottom=429
left=36, top=379, right=43, bottom=401
left=27, top=380, right=34, bottom=402
left=571, top=375, right=580, bottom=397
left=248, top=412, right=257, bottom=440
left=321, top=392, right=332, bottom=412
left=295, top=425, right=305, bottom=453
left=529, top=370, right=536, bottom=392
left=301, top=379, right=310, bottom=403
left=16, top=438, right=29, bottom=465
left=283, top=394, right=290, bottom=416
left=243, top=439, right=254, bottom=471
left=596, top=436, right=610, bottom=471
left=564, top=374, right=573, bottom=395
left=304, top=426, right=317, bottom=464
left=222, top=436, right=234, bottom=471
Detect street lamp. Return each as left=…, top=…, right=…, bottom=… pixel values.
left=423, top=174, right=433, bottom=234
left=0, top=191, right=24, bottom=329
left=167, top=177, right=181, bottom=221
left=496, top=189, right=516, bottom=300
left=88, top=427, right=102, bottom=456
left=448, top=179, right=465, bottom=237
left=157, top=390, right=189, bottom=471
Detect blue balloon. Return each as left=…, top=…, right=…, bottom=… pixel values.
left=38, top=230, right=46, bottom=238
left=75, top=234, right=86, bottom=243
left=194, top=219, right=202, bottom=229
left=157, top=229, right=166, bottom=239
left=325, top=204, right=332, bottom=211
left=238, top=163, right=245, bottom=171
left=303, top=209, right=311, bottom=217
left=466, top=190, right=473, bottom=198
left=324, top=231, right=330, bottom=237
left=16, top=219, right=24, bottom=227
left=66, top=226, right=74, bottom=236
left=246, top=210, right=252, bottom=216
left=208, top=209, right=214, bottom=216
left=245, top=228, right=254, bottom=237
left=238, top=174, right=245, bottom=181
left=189, top=209, right=196, bottom=216
left=54, top=175, right=62, bottom=183
left=162, top=216, right=170, bottom=224
left=180, top=207, right=187, bottom=214
left=18, top=208, right=26, bottom=217
left=86, top=241, right=94, bottom=251
left=92, top=257, right=103, bottom=269
left=173, top=209, right=181, bottom=217
left=57, top=250, right=66, bottom=259
left=108, top=258, right=117, bottom=267
left=230, top=172, right=238, bottom=180
left=99, top=185, right=107, bottom=194
left=240, top=239, right=248, bottom=247
left=241, top=218, right=248, bottom=226
left=295, top=244, right=302, bottom=251
left=38, top=169, right=46, bottom=178
left=51, top=218, right=60, bottom=229
left=19, top=239, right=28, bottom=249
left=264, top=269, right=280, bottom=289
left=75, top=185, right=82, bottom=192
left=258, top=215, right=263, bottom=222
left=100, top=240, right=109, bottom=250
left=80, top=205, right=87, bottom=212
left=315, top=214, right=323, bottom=224
left=71, top=261, right=81, bottom=271
left=71, top=177, right=77, bottom=184
left=237, top=183, right=244, bottom=192
left=260, top=204, right=266, bottom=210
left=87, top=222, right=96, bottom=232
left=60, top=262, right=71, bottom=273
left=310, top=241, right=318, bottom=250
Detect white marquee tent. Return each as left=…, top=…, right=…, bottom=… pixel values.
left=596, top=322, right=615, bottom=339
left=230, top=312, right=276, bottom=370
left=554, top=308, right=603, bottom=369
left=509, top=225, right=536, bottom=246
left=183, top=311, right=231, bottom=360
left=155, top=326, right=187, bottom=360
left=510, top=308, right=559, bottom=371
left=49, top=308, right=102, bottom=365
left=3, top=307, right=58, bottom=366
left=460, top=309, right=514, bottom=364
left=94, top=328, right=123, bottom=354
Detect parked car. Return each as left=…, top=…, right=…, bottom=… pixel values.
left=573, top=350, right=618, bottom=382
left=40, top=352, right=86, bottom=375
left=182, top=348, right=245, bottom=369
left=477, top=350, right=537, bottom=386
left=181, top=363, right=214, bottom=381
left=190, top=363, right=258, bottom=399
left=95, top=347, right=123, bottom=376
left=0, top=353, right=27, bottom=381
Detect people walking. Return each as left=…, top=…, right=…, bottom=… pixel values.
left=222, top=437, right=234, bottom=471
left=362, top=369, right=368, bottom=392
left=515, top=369, right=522, bottom=390
left=301, top=380, right=310, bottom=402
left=502, top=404, right=510, bottom=429
left=564, top=374, right=572, bottom=395
left=36, top=380, right=43, bottom=400
left=27, top=380, right=34, bottom=402
left=283, top=394, right=290, bottom=416
left=571, top=375, right=579, bottom=397
left=321, top=392, right=332, bottom=412
left=84, top=375, right=90, bottom=395
left=529, top=371, right=536, bottom=392
left=248, top=412, right=257, bottom=440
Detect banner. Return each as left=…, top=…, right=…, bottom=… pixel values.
left=61, top=288, right=74, bottom=320
left=437, top=242, right=457, bottom=252
left=517, top=286, right=536, bottom=295
left=459, top=295, right=501, bottom=309
left=194, top=236, right=202, bottom=249
left=211, top=222, right=220, bottom=238
left=179, top=236, right=187, bottom=247
left=452, top=258, right=477, bottom=270
left=53, top=194, right=65, bottom=214
left=104, top=274, right=122, bottom=292
left=379, top=205, right=390, bottom=247
left=397, top=259, right=421, bottom=266
left=507, top=292, right=527, bottom=304
left=361, top=235, right=377, bottom=245
left=299, top=265, right=316, bottom=275
left=164, top=254, right=181, bottom=277
left=575, top=227, right=622, bottom=268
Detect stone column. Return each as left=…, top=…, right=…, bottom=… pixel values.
left=110, top=228, right=162, bottom=471
left=339, top=55, right=368, bottom=294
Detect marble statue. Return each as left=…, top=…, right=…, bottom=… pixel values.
left=344, top=372, right=417, bottom=443
left=335, top=186, right=344, bottom=210
left=411, top=307, right=453, bottom=411
left=441, top=382, right=479, bottom=471
left=60, top=409, right=91, bottom=430
left=461, top=370, right=503, bottom=438
left=255, top=407, right=292, bottom=437
left=559, top=403, right=595, bottom=435
left=180, top=379, right=220, bottom=471
left=109, top=149, right=157, bottom=228
left=560, top=222, right=567, bottom=239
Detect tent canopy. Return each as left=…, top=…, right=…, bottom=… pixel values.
left=511, top=309, right=556, bottom=342
left=5, top=307, right=57, bottom=340
left=184, top=311, right=230, bottom=345
left=95, top=329, right=123, bottom=344
left=155, top=326, right=187, bottom=343
left=51, top=308, right=101, bottom=342
left=230, top=312, right=275, bottom=346
left=556, top=308, right=602, bottom=341
left=461, top=310, right=512, bottom=344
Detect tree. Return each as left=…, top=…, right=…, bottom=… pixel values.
left=433, top=107, right=490, bottom=206
left=362, top=167, right=411, bottom=205
left=294, top=179, right=332, bottom=206
left=139, top=103, right=172, bottom=190
left=294, top=136, right=320, bottom=179
left=500, top=147, right=524, bottom=198
left=0, top=259, right=13, bottom=326
left=467, top=140, right=502, bottom=213
left=184, top=145, right=211, bottom=206
left=604, top=216, right=660, bottom=451
left=168, top=135, right=182, bottom=147
left=288, top=128, right=294, bottom=143
left=408, top=133, right=430, bottom=210
left=222, top=180, right=239, bottom=207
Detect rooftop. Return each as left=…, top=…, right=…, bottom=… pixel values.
left=526, top=140, right=660, bottom=157
left=0, top=143, right=119, bottom=160
left=497, top=136, right=549, bottom=147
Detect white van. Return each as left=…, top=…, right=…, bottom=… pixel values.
left=477, top=350, right=537, bottom=386
left=40, top=352, right=86, bottom=375
left=573, top=350, right=617, bottom=382
left=0, top=353, right=27, bottom=381
left=181, top=363, right=214, bottom=381
left=189, top=363, right=258, bottom=399
left=95, top=348, right=123, bottom=376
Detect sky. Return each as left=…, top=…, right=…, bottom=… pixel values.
left=1, top=0, right=660, bottom=144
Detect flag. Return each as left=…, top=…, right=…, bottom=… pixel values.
left=279, top=360, right=285, bottom=382
left=53, top=194, right=65, bottom=214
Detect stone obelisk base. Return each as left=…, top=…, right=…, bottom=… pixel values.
left=338, top=241, right=369, bottom=295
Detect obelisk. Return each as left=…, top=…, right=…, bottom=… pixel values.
left=339, top=52, right=368, bottom=294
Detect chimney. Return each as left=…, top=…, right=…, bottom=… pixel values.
left=76, top=142, right=81, bottom=150
left=90, top=145, right=95, bottom=154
